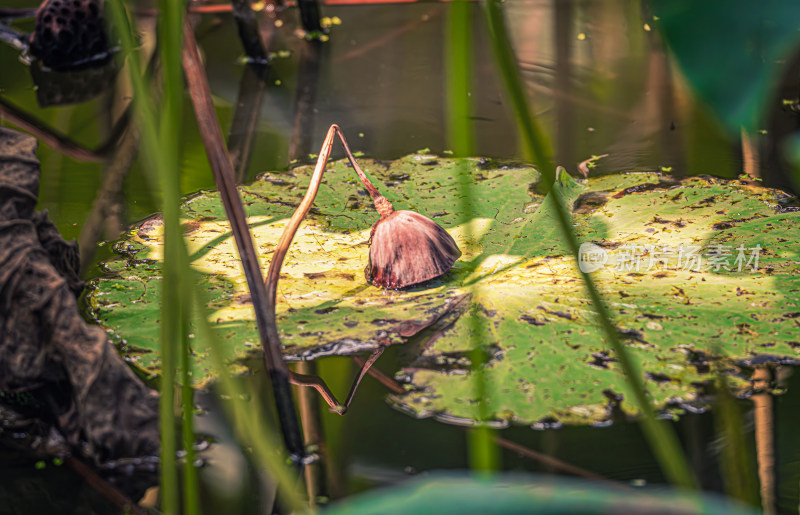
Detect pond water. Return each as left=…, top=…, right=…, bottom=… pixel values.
left=1, top=0, right=799, bottom=513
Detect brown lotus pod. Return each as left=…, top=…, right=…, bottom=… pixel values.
left=29, top=0, right=110, bottom=71
left=364, top=195, right=461, bottom=289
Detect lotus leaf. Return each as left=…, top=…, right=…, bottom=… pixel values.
left=86, top=155, right=800, bottom=426
left=315, top=474, right=759, bottom=515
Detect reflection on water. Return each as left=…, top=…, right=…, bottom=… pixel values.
left=1, top=0, right=796, bottom=241
left=1, top=0, right=799, bottom=512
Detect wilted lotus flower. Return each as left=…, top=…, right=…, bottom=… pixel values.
left=268, top=125, right=462, bottom=414
left=267, top=125, right=461, bottom=293
left=364, top=195, right=461, bottom=289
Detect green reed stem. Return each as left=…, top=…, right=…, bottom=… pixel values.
left=445, top=0, right=474, bottom=157
left=482, top=0, right=551, bottom=170
left=446, top=0, right=499, bottom=474
left=107, top=2, right=198, bottom=513
left=158, top=1, right=197, bottom=511
left=483, top=0, right=697, bottom=489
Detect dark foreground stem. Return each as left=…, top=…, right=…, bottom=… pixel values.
left=297, top=0, right=323, bottom=33
left=181, top=19, right=305, bottom=462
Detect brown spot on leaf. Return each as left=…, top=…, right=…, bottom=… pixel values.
left=181, top=220, right=201, bottom=235
left=611, top=178, right=679, bottom=198
left=572, top=191, right=610, bottom=214
left=520, top=314, right=545, bottom=326
left=371, top=318, right=400, bottom=326
left=646, top=372, right=675, bottom=383
left=650, top=215, right=687, bottom=228
left=537, top=307, right=576, bottom=321
left=737, top=323, right=758, bottom=336
left=619, top=328, right=647, bottom=343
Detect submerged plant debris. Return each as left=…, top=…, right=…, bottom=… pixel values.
left=0, top=128, right=159, bottom=462
left=87, top=154, right=800, bottom=425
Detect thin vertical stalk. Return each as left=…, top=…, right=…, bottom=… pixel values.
left=553, top=0, right=574, bottom=166
left=295, top=360, right=328, bottom=508
left=752, top=367, right=776, bottom=514
left=297, top=0, right=323, bottom=34
left=483, top=0, right=552, bottom=173
left=231, top=0, right=268, bottom=61
left=228, top=63, right=270, bottom=183
left=445, top=0, right=474, bottom=157
left=107, top=2, right=197, bottom=512
left=740, top=128, right=760, bottom=179
left=78, top=124, right=138, bottom=275
left=157, top=0, right=196, bottom=512
left=466, top=301, right=497, bottom=474
left=288, top=40, right=323, bottom=162
left=483, top=0, right=697, bottom=489
left=447, top=0, right=498, bottom=474
left=791, top=134, right=800, bottom=191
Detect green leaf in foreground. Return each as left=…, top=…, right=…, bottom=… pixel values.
left=87, top=155, right=800, bottom=426
left=314, top=474, right=758, bottom=515
left=652, top=0, right=800, bottom=132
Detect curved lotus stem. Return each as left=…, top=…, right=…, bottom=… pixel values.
left=264, top=124, right=378, bottom=321
left=264, top=124, right=460, bottom=409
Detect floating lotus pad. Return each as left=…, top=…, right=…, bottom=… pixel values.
left=86, top=155, right=800, bottom=426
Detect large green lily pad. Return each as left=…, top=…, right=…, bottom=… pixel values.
left=393, top=171, right=800, bottom=426
left=87, top=154, right=527, bottom=383
left=87, top=154, right=800, bottom=426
